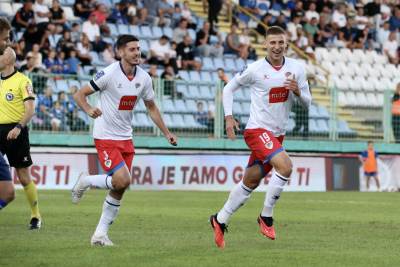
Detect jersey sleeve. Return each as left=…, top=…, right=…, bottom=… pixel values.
left=20, top=76, right=35, bottom=101
left=234, top=65, right=254, bottom=86
left=89, top=69, right=109, bottom=92
left=141, top=75, right=155, bottom=101
left=296, top=65, right=312, bottom=108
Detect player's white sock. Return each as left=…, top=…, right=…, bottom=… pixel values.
left=217, top=180, right=253, bottom=224
left=94, top=194, right=120, bottom=237
left=84, top=174, right=114, bottom=190
left=261, top=171, right=289, bottom=217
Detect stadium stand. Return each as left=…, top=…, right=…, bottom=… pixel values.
left=1, top=0, right=399, bottom=141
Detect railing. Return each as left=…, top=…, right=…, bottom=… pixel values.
left=26, top=73, right=399, bottom=143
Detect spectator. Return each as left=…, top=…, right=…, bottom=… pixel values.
left=388, top=6, right=400, bottom=32
left=287, top=14, right=302, bottom=41
left=43, top=48, right=58, bottom=72
left=383, top=31, right=399, bottom=64
left=148, top=64, right=159, bottom=78
left=354, top=5, right=369, bottom=31
left=50, top=101, right=68, bottom=131
left=237, top=0, right=260, bottom=24
left=376, top=21, right=391, bottom=48
left=273, top=13, right=288, bottom=30
left=364, top=0, right=381, bottom=17
left=314, top=14, right=334, bottom=47
left=57, top=30, right=75, bottom=56
left=65, top=49, right=80, bottom=74
left=73, top=0, right=94, bottom=20
left=102, top=44, right=116, bottom=65
left=35, top=86, right=54, bottom=130
left=76, top=33, right=92, bottom=66
left=305, top=2, right=320, bottom=22
left=176, top=34, right=202, bottom=71
left=392, top=83, right=400, bottom=143
left=217, top=68, right=229, bottom=86
left=332, top=4, right=347, bottom=29
left=295, top=27, right=309, bottom=50
left=353, top=26, right=373, bottom=49
left=225, top=23, right=248, bottom=59
left=69, top=108, right=89, bottom=132
left=195, top=21, right=223, bottom=58
left=14, top=39, right=26, bottom=63
left=256, top=13, right=273, bottom=37
left=22, top=23, right=42, bottom=53
left=335, top=18, right=356, bottom=48
left=70, top=23, right=81, bottom=43
left=290, top=1, right=305, bottom=21
left=26, top=44, right=43, bottom=69
left=50, top=0, right=66, bottom=33
left=33, top=0, right=51, bottom=30
left=173, top=18, right=189, bottom=44
left=315, top=0, right=334, bottom=14
left=149, top=35, right=177, bottom=69
left=108, top=2, right=129, bottom=24
left=304, top=17, right=319, bottom=40
left=67, top=86, right=78, bottom=112
left=181, top=1, right=196, bottom=29
left=92, top=36, right=107, bottom=53
left=11, top=0, right=34, bottom=32
left=203, top=0, right=223, bottom=32
left=91, top=4, right=110, bottom=36
left=161, top=65, right=177, bottom=97
left=82, top=13, right=100, bottom=42
left=195, top=101, right=209, bottom=126
left=157, top=0, right=174, bottom=27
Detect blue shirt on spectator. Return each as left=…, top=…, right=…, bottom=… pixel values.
left=389, top=15, right=400, bottom=32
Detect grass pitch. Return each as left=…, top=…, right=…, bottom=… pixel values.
left=1, top=190, right=399, bottom=267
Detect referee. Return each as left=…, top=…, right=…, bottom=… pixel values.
left=0, top=46, right=41, bottom=229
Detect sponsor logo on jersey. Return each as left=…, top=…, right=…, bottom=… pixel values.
left=135, top=83, right=140, bottom=88
left=265, top=141, right=274, bottom=149
left=25, top=84, right=34, bottom=95
left=269, top=87, right=289, bottom=103
left=94, top=70, right=105, bottom=81
left=5, top=92, right=14, bottom=101
left=285, top=72, right=292, bottom=77
left=118, top=95, right=138, bottom=110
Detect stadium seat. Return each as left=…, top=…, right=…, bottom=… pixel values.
left=308, top=105, right=320, bottom=118
left=135, top=113, right=152, bottom=127
left=240, top=115, right=249, bottom=125
left=359, top=63, right=373, bottom=78
left=202, top=57, right=214, bottom=71
left=176, top=83, right=188, bottom=97
left=185, top=99, right=199, bottom=113
left=171, top=114, right=186, bottom=128
left=118, top=24, right=130, bottom=35
left=162, top=98, right=175, bottom=113
left=338, top=92, right=347, bottom=106
left=11, top=3, right=23, bottom=14
left=337, top=120, right=354, bottom=134
left=183, top=114, right=203, bottom=128
left=55, top=80, right=69, bottom=93
left=178, top=70, right=190, bottom=81
left=152, top=26, right=163, bottom=39
left=174, top=99, right=188, bottom=113
left=68, top=79, right=81, bottom=89
left=140, top=40, right=149, bottom=55
left=309, top=119, right=319, bottom=133
left=199, top=85, right=213, bottom=99
left=317, top=105, right=330, bottom=119
left=241, top=102, right=250, bottom=115
left=135, top=99, right=146, bottom=112
left=355, top=92, right=369, bottom=107
left=366, top=93, right=378, bottom=107
left=224, top=58, right=237, bottom=72
left=107, top=23, right=118, bottom=36
left=376, top=94, right=384, bottom=106
left=189, top=71, right=201, bottom=82
left=286, top=118, right=295, bottom=132
left=162, top=27, right=173, bottom=39
left=316, top=119, right=329, bottom=133
left=345, top=91, right=357, bottom=106
left=213, top=58, right=225, bottom=69
left=139, top=26, right=153, bottom=39
left=200, top=71, right=212, bottom=82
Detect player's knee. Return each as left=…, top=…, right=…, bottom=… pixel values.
left=275, top=160, right=293, bottom=178
left=4, top=187, right=15, bottom=203
left=112, top=176, right=131, bottom=191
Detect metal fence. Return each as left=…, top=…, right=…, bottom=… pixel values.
left=27, top=73, right=399, bottom=143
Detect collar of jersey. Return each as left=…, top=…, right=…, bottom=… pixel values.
left=1, top=69, right=17, bottom=80
left=119, top=61, right=137, bottom=81
left=264, top=56, right=285, bottom=71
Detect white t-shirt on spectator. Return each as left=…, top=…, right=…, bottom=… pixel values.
left=383, top=39, right=398, bottom=58
left=377, top=28, right=390, bottom=46
left=287, top=23, right=299, bottom=41
left=150, top=40, right=173, bottom=60
left=82, top=21, right=100, bottom=42
left=305, top=11, right=319, bottom=21
left=332, top=10, right=346, bottom=28
left=355, top=15, right=369, bottom=30
left=34, top=3, right=50, bottom=24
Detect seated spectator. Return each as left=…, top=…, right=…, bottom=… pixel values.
left=273, top=13, right=288, bottom=30
left=217, top=68, right=229, bottom=86
left=161, top=65, right=177, bottom=97
left=176, top=35, right=202, bottom=71
left=108, top=2, right=129, bottom=25
left=180, top=1, right=197, bottom=29
left=388, top=6, right=400, bottom=32
left=353, top=26, right=373, bottom=49
left=76, top=33, right=92, bottom=66
left=14, top=39, right=26, bottom=63
left=157, top=0, right=174, bottom=27
left=102, top=44, right=116, bottom=65
left=50, top=101, right=68, bottom=131
left=82, top=13, right=100, bottom=42
left=305, top=2, right=319, bottom=22
left=173, top=18, right=189, bottom=44
left=34, top=86, right=53, bottom=130
left=304, top=17, right=319, bottom=40
left=65, top=49, right=81, bottom=74
left=148, top=64, right=159, bottom=78
left=70, top=23, right=81, bottom=43
left=295, top=27, right=309, bottom=50
left=34, top=0, right=51, bottom=31
left=22, top=23, right=43, bottom=53
left=195, top=21, right=223, bottom=58
left=354, top=5, right=369, bottom=31
left=376, top=21, right=391, bottom=48
left=73, top=0, right=94, bottom=20
left=148, top=35, right=177, bottom=70
left=335, top=18, right=356, bottom=48
left=383, top=31, right=399, bottom=64
left=12, top=0, right=34, bottom=32
left=314, top=14, right=334, bottom=47
left=331, top=4, right=347, bottom=30
left=49, top=0, right=66, bottom=33
left=238, top=0, right=261, bottom=24
left=195, top=101, right=209, bottom=126
left=26, top=44, right=43, bottom=69
left=67, top=86, right=78, bottom=112
left=43, top=48, right=58, bottom=72
left=225, top=23, right=248, bottom=59
left=91, top=4, right=110, bottom=36
left=256, top=13, right=273, bottom=37
left=57, top=30, right=75, bottom=56
left=69, top=108, right=89, bottom=132
left=92, top=36, right=107, bottom=53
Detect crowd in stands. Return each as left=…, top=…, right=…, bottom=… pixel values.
left=240, top=0, right=399, bottom=64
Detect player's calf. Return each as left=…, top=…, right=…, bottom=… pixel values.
left=0, top=181, right=15, bottom=210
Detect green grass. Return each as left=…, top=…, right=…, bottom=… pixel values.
left=1, top=190, right=400, bottom=267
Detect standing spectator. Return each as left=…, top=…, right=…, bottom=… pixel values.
left=359, top=141, right=380, bottom=191
left=217, top=68, right=229, bottom=85
left=383, top=31, right=399, bottom=64
left=33, top=0, right=51, bottom=31
left=49, top=0, right=66, bottom=33
left=392, top=83, right=400, bottom=143
left=195, top=21, right=223, bottom=57
left=73, top=0, right=94, bottom=20
left=176, top=34, right=202, bottom=71
left=161, top=65, right=177, bottom=97
left=203, top=0, right=223, bottom=32
left=82, top=13, right=100, bottom=42
left=11, top=0, right=35, bottom=32
left=173, top=18, right=189, bottom=44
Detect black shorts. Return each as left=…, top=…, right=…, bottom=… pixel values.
left=0, top=153, right=11, bottom=181
left=0, top=123, right=33, bottom=168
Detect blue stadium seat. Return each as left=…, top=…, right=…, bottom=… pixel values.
left=162, top=27, right=173, bottom=39
left=162, top=98, right=175, bottom=112
left=224, top=58, right=237, bottom=72
left=174, top=99, right=188, bottom=113
left=171, top=114, right=186, bottom=128
left=140, top=40, right=149, bottom=55
left=68, top=79, right=81, bottom=89
left=286, top=118, right=295, bottom=132
left=183, top=114, right=204, bottom=128
left=186, top=85, right=201, bottom=98
left=318, top=105, right=330, bottom=119
left=317, top=119, right=329, bottom=133
left=213, top=58, right=224, bottom=69
left=129, top=25, right=140, bottom=36
left=135, top=113, right=152, bottom=127
left=199, top=85, right=213, bottom=99
left=152, top=26, right=163, bottom=39
left=241, top=102, right=250, bottom=115
left=163, top=114, right=173, bottom=127
left=202, top=57, right=214, bottom=71
left=139, top=25, right=153, bottom=39
left=55, top=80, right=69, bottom=93
left=189, top=71, right=201, bottom=82
left=188, top=29, right=196, bottom=42
left=185, top=99, right=199, bottom=113
left=308, top=105, right=319, bottom=118
left=118, top=24, right=130, bottom=35
left=234, top=101, right=243, bottom=115
left=200, top=71, right=212, bottom=82
left=178, top=70, right=190, bottom=81
left=309, top=119, right=319, bottom=133
left=107, top=23, right=118, bottom=36
left=90, top=52, right=106, bottom=67
left=176, top=83, right=188, bottom=97
left=337, top=120, right=354, bottom=134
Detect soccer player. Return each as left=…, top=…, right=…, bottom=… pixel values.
left=0, top=153, right=14, bottom=210
left=0, top=47, right=40, bottom=229
left=72, top=34, right=178, bottom=246
left=359, top=141, right=380, bottom=191
left=209, top=26, right=311, bottom=249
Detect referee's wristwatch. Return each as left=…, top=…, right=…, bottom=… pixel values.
left=15, top=123, right=24, bottom=129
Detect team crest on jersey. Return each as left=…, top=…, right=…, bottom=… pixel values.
left=135, top=83, right=140, bottom=88
left=5, top=92, right=14, bottom=101
left=265, top=141, right=274, bottom=149
left=105, top=159, right=112, bottom=168
left=94, top=70, right=105, bottom=81
left=285, top=72, right=292, bottom=77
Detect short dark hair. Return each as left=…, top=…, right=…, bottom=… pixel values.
left=368, top=140, right=373, bottom=145
left=0, top=17, right=11, bottom=33
left=266, top=26, right=286, bottom=37
left=116, top=34, right=139, bottom=49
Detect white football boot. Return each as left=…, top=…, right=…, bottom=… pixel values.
left=91, top=234, right=114, bottom=247
left=71, top=172, right=89, bottom=204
